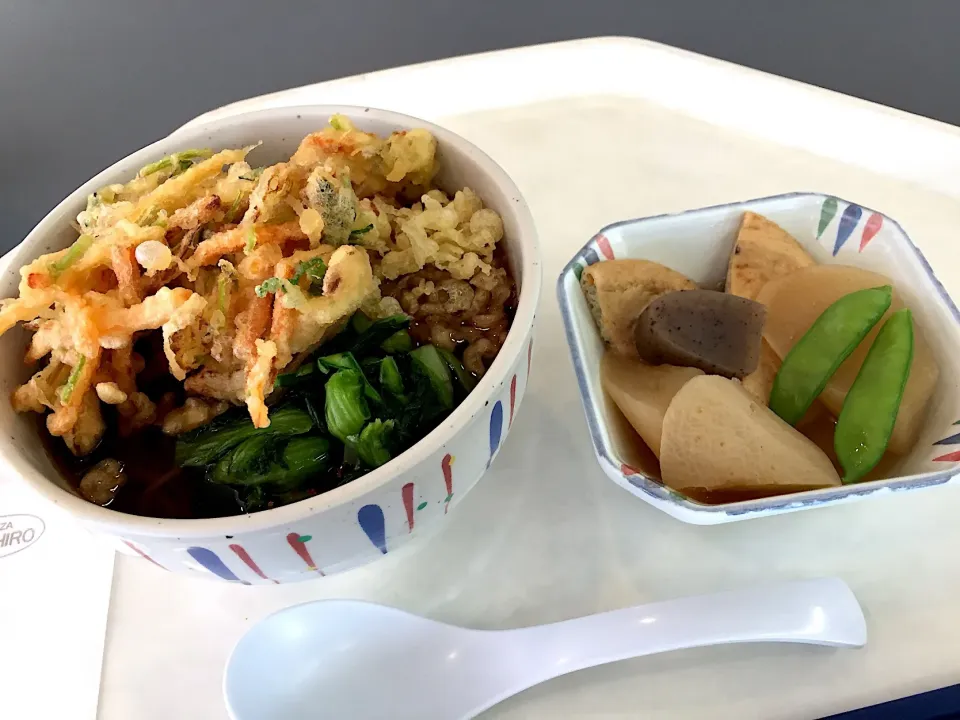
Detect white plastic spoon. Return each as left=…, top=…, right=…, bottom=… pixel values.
left=224, top=577, right=866, bottom=720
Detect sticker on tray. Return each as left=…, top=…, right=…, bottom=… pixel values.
left=0, top=514, right=45, bottom=559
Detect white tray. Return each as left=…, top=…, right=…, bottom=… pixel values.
left=99, top=38, right=960, bottom=719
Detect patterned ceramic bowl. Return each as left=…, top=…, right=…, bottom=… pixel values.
left=558, top=192, right=960, bottom=524
left=0, top=106, right=540, bottom=582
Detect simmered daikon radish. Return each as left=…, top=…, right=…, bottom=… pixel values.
left=659, top=375, right=841, bottom=499
left=601, top=352, right=702, bottom=457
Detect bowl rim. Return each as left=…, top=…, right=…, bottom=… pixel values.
left=557, top=190, right=960, bottom=519
left=1, top=104, right=541, bottom=537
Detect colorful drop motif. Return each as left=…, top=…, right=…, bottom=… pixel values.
left=402, top=483, right=415, bottom=532
left=487, top=401, right=503, bottom=469
left=817, top=197, right=838, bottom=239
left=934, top=431, right=960, bottom=446
left=573, top=262, right=587, bottom=281
left=357, top=505, right=387, bottom=554
left=442, top=453, right=455, bottom=513
left=286, top=533, right=324, bottom=575
left=859, top=212, right=883, bottom=252
left=582, top=247, right=600, bottom=266
left=229, top=544, right=278, bottom=584
left=932, top=424, right=960, bottom=461
left=526, top=338, right=533, bottom=384
left=596, top=234, right=614, bottom=260
left=620, top=463, right=641, bottom=476
left=833, top=204, right=863, bottom=256
left=186, top=547, right=250, bottom=584
left=509, top=375, right=517, bottom=427
left=123, top=540, right=166, bottom=570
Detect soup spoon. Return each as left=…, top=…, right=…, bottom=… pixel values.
left=224, top=577, right=865, bottom=720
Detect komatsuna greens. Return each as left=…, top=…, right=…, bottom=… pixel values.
left=174, top=312, right=478, bottom=512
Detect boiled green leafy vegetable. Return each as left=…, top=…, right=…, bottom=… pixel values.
left=175, top=406, right=313, bottom=467
left=325, top=370, right=370, bottom=442
left=175, top=308, right=482, bottom=513
left=318, top=352, right=383, bottom=405
left=410, top=345, right=454, bottom=409
left=381, top=329, right=413, bottom=354
left=357, top=419, right=395, bottom=468
left=212, top=435, right=332, bottom=489
left=439, top=348, right=477, bottom=394
left=379, top=356, right=405, bottom=401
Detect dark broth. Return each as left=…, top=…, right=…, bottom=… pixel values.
left=44, top=417, right=215, bottom=518
left=43, top=333, right=244, bottom=518
left=603, top=394, right=662, bottom=479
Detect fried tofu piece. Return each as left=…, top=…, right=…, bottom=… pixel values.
left=581, top=259, right=696, bottom=356
left=726, top=211, right=814, bottom=301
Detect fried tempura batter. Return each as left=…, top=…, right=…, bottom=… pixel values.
left=2, top=114, right=507, bottom=454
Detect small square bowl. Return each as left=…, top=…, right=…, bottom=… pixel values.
left=558, top=192, right=960, bottom=524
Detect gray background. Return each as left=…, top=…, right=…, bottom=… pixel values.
left=2, top=0, right=957, bottom=250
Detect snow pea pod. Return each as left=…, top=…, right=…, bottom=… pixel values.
left=835, top=308, right=913, bottom=484
left=770, top=285, right=892, bottom=425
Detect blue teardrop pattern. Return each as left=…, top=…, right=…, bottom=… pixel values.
left=186, top=546, right=249, bottom=584
left=833, top=204, right=863, bottom=256
left=487, top=400, right=504, bottom=469
left=357, top=504, right=387, bottom=554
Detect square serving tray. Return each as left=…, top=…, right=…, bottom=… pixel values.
left=92, top=38, right=960, bottom=720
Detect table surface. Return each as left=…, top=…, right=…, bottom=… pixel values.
left=99, top=83, right=960, bottom=718
left=3, top=0, right=960, bottom=249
